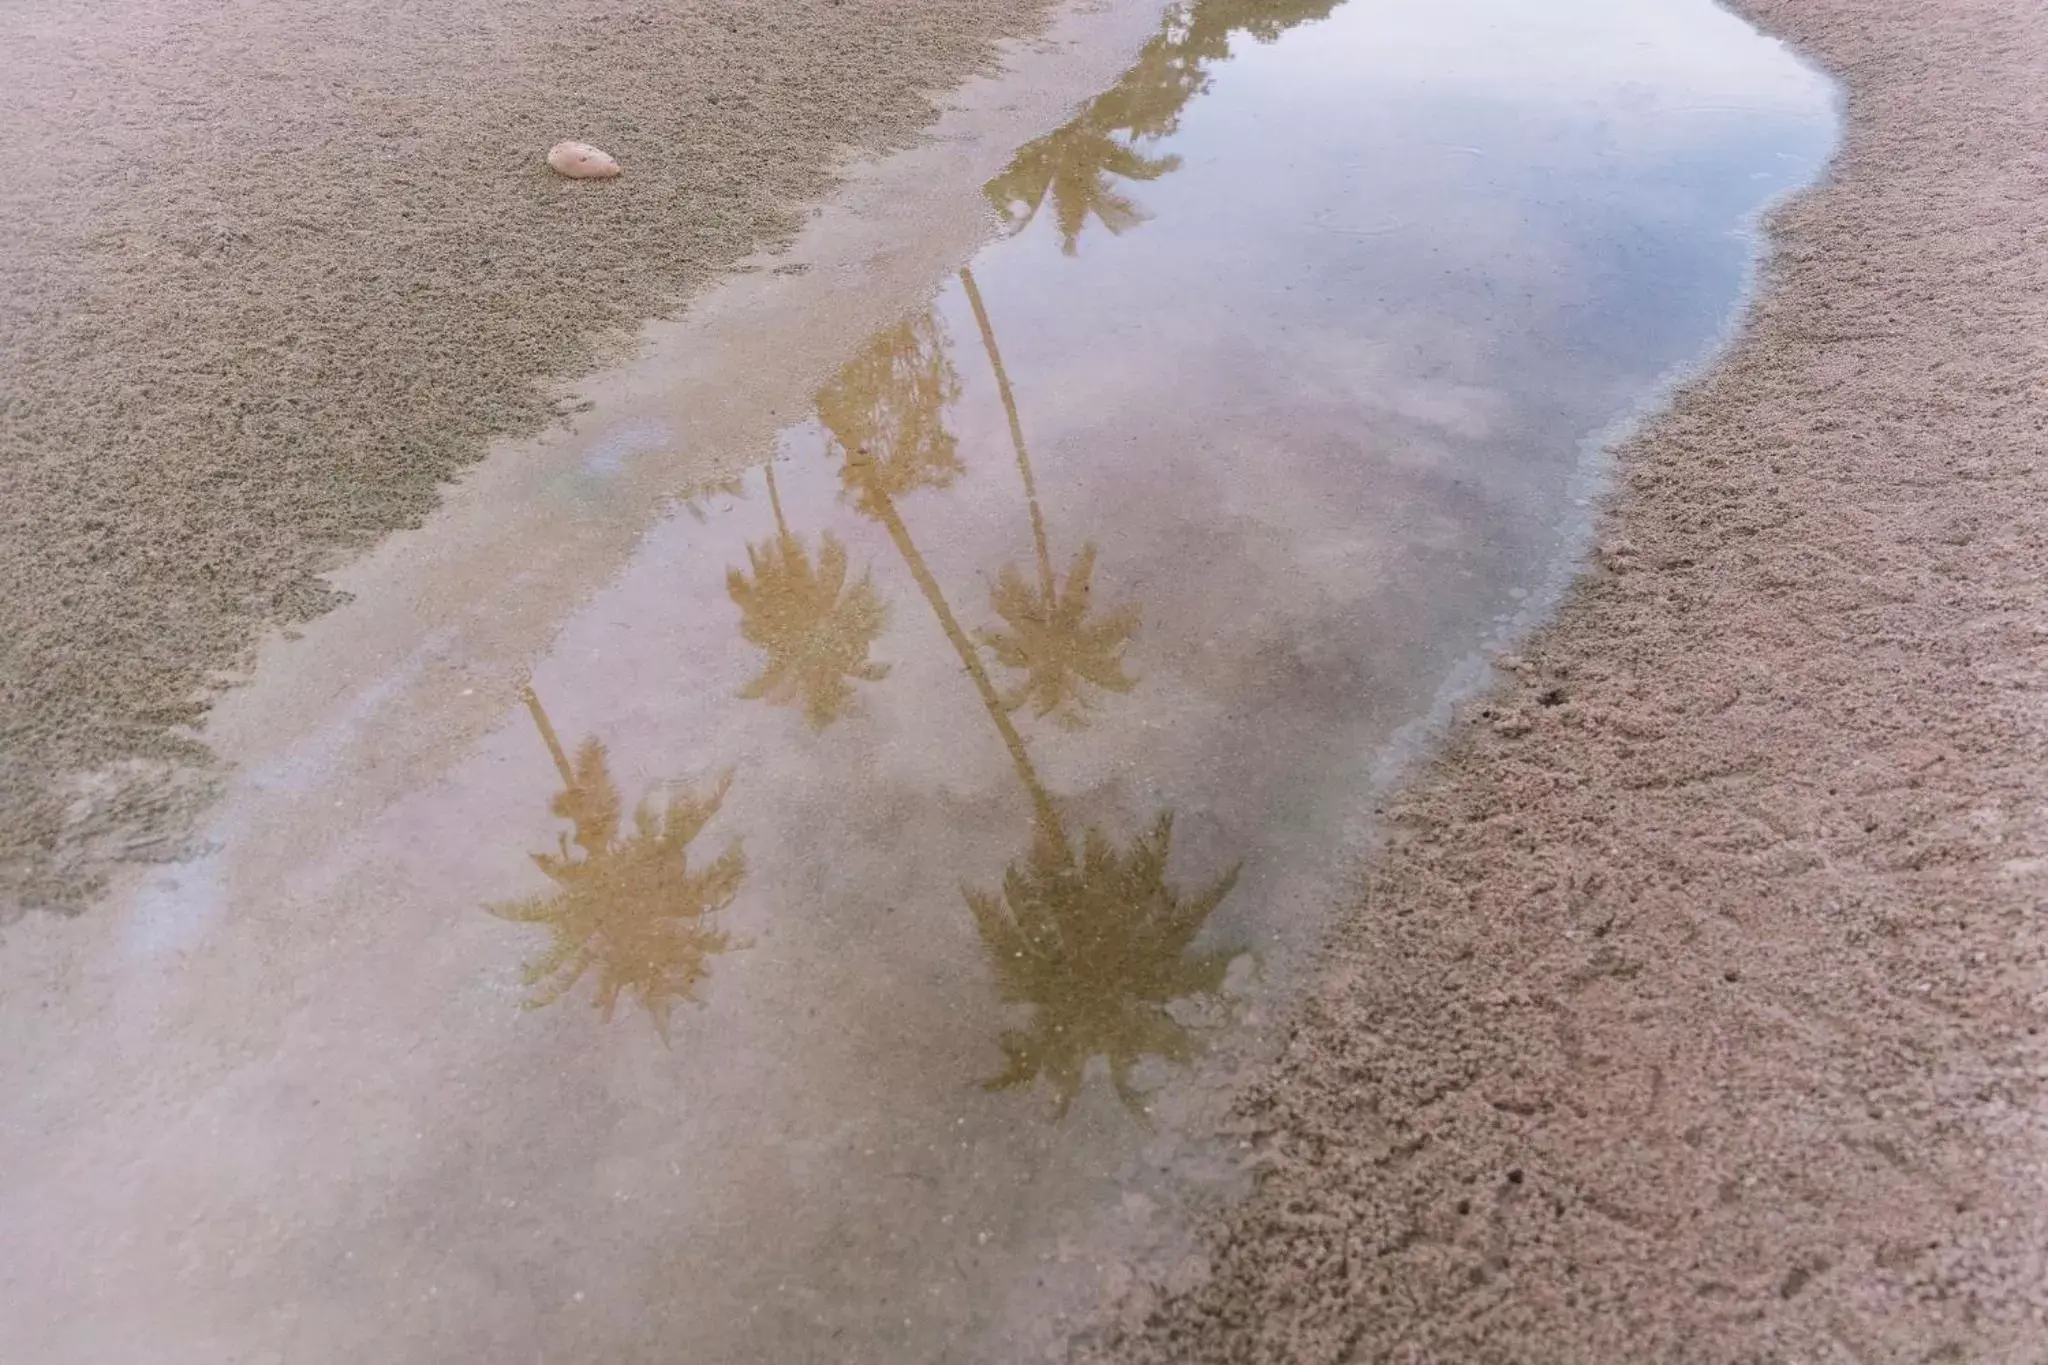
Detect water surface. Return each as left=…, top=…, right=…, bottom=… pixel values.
left=0, top=0, right=1832, bottom=1360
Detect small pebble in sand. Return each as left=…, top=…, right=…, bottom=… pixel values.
left=546, top=141, right=621, bottom=179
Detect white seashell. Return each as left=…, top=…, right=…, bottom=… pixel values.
left=546, top=141, right=621, bottom=179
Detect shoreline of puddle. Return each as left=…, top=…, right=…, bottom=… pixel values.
left=0, top=1, right=1837, bottom=1360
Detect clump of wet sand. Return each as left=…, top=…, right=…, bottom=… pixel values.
left=0, top=0, right=1058, bottom=917
left=1082, top=0, right=2048, bottom=1358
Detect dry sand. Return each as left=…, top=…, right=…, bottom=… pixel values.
left=1087, top=0, right=2048, bottom=1359
left=0, top=0, right=1060, bottom=916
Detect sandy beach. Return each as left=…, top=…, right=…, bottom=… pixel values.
left=1089, top=0, right=2048, bottom=1358
left=2, top=0, right=2044, bottom=1359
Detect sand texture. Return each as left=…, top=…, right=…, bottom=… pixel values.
left=0, top=0, right=1059, bottom=916
left=1086, top=0, right=2048, bottom=1359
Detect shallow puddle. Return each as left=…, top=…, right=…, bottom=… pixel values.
left=0, top=0, right=1833, bottom=1360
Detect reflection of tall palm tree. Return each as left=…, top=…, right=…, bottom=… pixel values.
left=958, top=268, right=1139, bottom=730
left=982, top=0, right=1342, bottom=255
left=816, top=314, right=1239, bottom=1119
left=984, top=120, right=1181, bottom=255
left=489, top=688, right=746, bottom=1042
left=864, top=476, right=1238, bottom=1119
left=819, top=312, right=964, bottom=517
left=727, top=461, right=891, bottom=730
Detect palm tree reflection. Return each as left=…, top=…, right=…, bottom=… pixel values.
left=959, top=268, right=1139, bottom=729
left=819, top=312, right=965, bottom=517
left=971, top=814, right=1239, bottom=1119
left=817, top=303, right=1243, bottom=1121
left=983, top=0, right=1342, bottom=255
left=489, top=688, right=746, bottom=1042
left=985, top=122, right=1181, bottom=256
left=980, top=548, right=1140, bottom=730
left=727, top=462, right=891, bottom=730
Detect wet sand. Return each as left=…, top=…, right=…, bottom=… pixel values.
left=1090, top=0, right=2048, bottom=1359
left=0, top=0, right=1072, bottom=915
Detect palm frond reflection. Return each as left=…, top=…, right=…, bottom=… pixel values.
left=819, top=312, right=965, bottom=517
left=489, top=689, right=747, bottom=1042
left=728, top=462, right=891, bottom=730
left=970, top=814, right=1240, bottom=1121
left=979, top=545, right=1139, bottom=729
